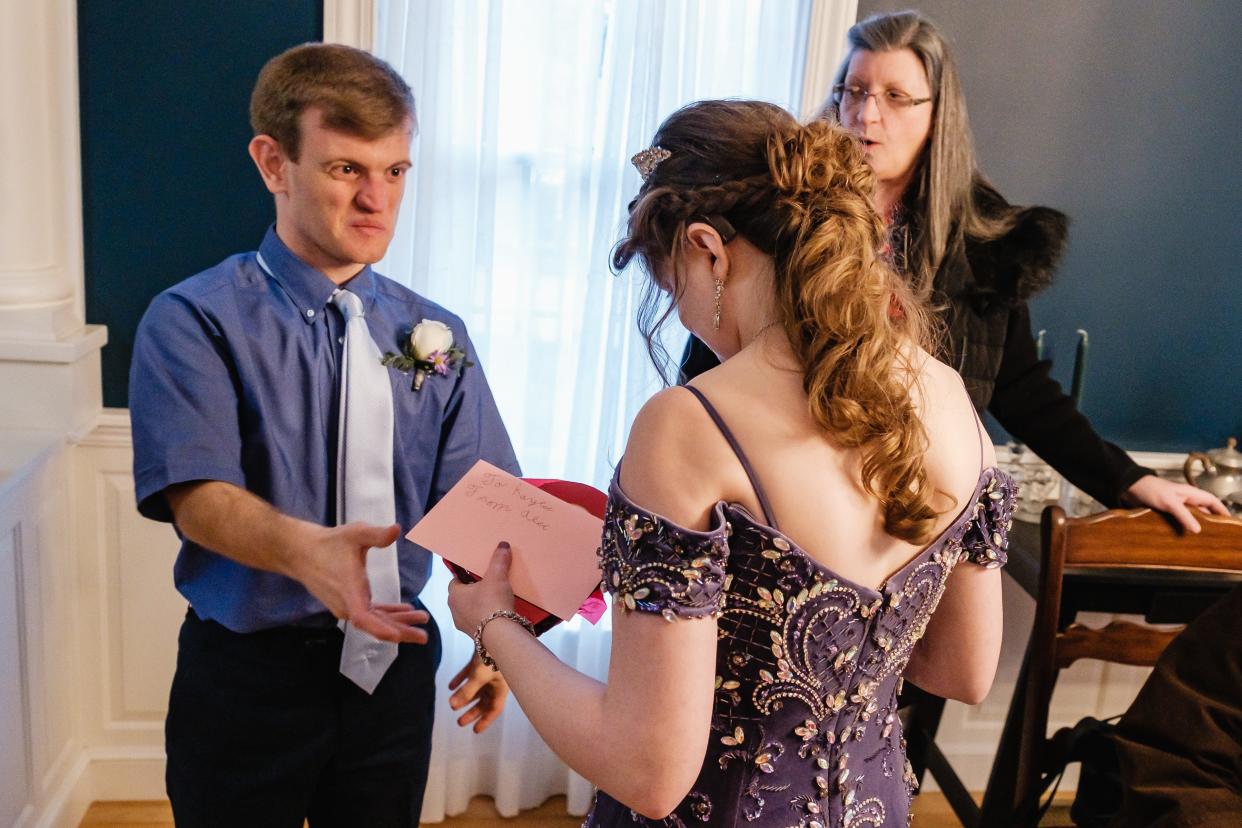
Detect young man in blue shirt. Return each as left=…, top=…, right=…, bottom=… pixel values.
left=129, top=43, right=520, bottom=827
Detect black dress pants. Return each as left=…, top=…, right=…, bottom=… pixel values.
left=166, top=607, right=442, bottom=828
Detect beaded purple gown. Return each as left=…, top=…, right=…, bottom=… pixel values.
left=584, top=387, right=1015, bottom=828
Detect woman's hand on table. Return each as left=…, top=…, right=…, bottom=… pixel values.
left=1124, top=475, right=1229, bottom=533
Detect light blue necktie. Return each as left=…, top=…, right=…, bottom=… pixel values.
left=332, top=287, right=401, bottom=694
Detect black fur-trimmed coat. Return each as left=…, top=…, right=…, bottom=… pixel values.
left=935, top=192, right=1065, bottom=407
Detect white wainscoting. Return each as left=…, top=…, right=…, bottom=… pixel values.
left=0, top=412, right=1189, bottom=826
left=0, top=418, right=185, bottom=828
left=70, top=412, right=183, bottom=804
left=0, top=493, right=35, bottom=828
left=0, top=433, right=93, bottom=828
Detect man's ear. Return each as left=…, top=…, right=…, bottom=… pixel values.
left=685, top=221, right=731, bottom=281
left=248, top=135, right=290, bottom=195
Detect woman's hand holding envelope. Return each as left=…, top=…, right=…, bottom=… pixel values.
left=445, top=542, right=519, bottom=733
left=446, top=541, right=518, bottom=636
left=408, top=462, right=608, bottom=631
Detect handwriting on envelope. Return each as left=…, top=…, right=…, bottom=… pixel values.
left=406, top=460, right=605, bottom=620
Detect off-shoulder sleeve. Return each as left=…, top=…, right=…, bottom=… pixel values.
left=961, top=468, right=1018, bottom=569
left=599, top=479, right=730, bottom=621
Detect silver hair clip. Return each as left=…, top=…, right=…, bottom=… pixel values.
left=631, top=146, right=671, bottom=181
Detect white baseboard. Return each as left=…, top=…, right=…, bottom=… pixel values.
left=11, top=806, right=34, bottom=828
left=83, top=748, right=166, bottom=801
left=18, top=747, right=167, bottom=828
left=24, top=750, right=89, bottom=828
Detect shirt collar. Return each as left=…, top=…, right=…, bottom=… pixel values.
left=257, top=226, right=380, bottom=325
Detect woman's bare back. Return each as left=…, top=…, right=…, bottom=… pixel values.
left=682, top=340, right=993, bottom=592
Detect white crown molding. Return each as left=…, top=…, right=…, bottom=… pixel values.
left=0, top=325, right=107, bottom=364
left=74, top=409, right=131, bottom=449
left=323, top=0, right=376, bottom=51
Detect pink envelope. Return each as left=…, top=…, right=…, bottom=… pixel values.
left=407, top=460, right=605, bottom=621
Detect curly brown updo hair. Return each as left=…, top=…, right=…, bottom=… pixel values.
left=613, top=99, right=942, bottom=544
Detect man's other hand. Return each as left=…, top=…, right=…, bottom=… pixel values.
left=447, top=653, right=509, bottom=733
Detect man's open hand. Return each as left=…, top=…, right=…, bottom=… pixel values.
left=291, top=522, right=429, bottom=643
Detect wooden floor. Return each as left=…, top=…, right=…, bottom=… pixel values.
left=80, top=794, right=1078, bottom=824
left=79, top=793, right=1075, bottom=827
left=79, top=797, right=581, bottom=828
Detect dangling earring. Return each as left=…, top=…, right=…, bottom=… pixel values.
left=712, top=278, right=724, bottom=329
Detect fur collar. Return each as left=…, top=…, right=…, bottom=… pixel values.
left=936, top=184, right=1069, bottom=312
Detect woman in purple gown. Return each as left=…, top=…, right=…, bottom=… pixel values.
left=447, top=99, right=1015, bottom=827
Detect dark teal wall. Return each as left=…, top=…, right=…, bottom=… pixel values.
left=78, top=0, right=323, bottom=408
left=857, top=0, right=1242, bottom=452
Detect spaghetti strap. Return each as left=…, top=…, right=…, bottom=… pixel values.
left=954, top=371, right=989, bottom=472
left=682, top=385, right=780, bottom=530
left=972, top=412, right=988, bottom=471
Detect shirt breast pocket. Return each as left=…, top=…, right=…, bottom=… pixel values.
left=389, top=367, right=450, bottom=456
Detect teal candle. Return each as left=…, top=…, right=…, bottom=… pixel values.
left=1070, top=329, right=1089, bottom=407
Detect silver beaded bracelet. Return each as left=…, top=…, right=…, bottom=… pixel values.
left=473, top=609, right=536, bottom=670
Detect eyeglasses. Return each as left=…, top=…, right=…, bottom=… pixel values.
left=832, top=84, right=931, bottom=114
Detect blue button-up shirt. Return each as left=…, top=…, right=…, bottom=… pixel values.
left=130, top=227, right=520, bottom=632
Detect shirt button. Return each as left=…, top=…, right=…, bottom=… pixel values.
left=305, top=309, right=316, bottom=319
left=338, top=336, right=344, bottom=344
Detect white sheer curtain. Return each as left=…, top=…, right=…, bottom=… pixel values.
left=801, top=0, right=859, bottom=118
left=372, top=1, right=817, bottom=820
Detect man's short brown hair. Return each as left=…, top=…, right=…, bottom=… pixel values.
left=250, top=43, right=415, bottom=160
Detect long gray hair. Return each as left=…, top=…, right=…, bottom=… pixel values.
left=821, top=11, right=1016, bottom=298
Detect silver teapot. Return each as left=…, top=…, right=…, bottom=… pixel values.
left=1183, top=437, right=1242, bottom=499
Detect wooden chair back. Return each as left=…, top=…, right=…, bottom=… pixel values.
left=1012, top=505, right=1242, bottom=822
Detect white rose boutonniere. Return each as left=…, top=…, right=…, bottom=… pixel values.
left=381, top=318, right=473, bottom=391
left=411, top=320, right=454, bottom=359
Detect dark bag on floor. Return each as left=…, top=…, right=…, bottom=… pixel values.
left=1019, top=715, right=1123, bottom=827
